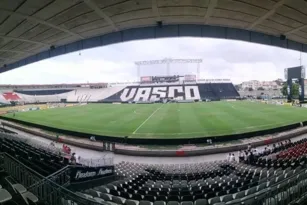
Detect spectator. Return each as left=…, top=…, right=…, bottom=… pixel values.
left=266, top=145, right=271, bottom=153
left=90, top=136, right=96, bottom=141
left=263, top=147, right=268, bottom=155
left=272, top=144, right=277, bottom=152
left=70, top=153, right=76, bottom=165
left=227, top=153, right=231, bottom=161
left=67, top=147, right=71, bottom=154
left=288, top=139, right=293, bottom=147
left=253, top=148, right=259, bottom=157
left=231, top=153, right=236, bottom=162
left=238, top=151, right=244, bottom=162
left=249, top=151, right=255, bottom=165
left=247, top=144, right=251, bottom=151
left=244, top=151, right=248, bottom=162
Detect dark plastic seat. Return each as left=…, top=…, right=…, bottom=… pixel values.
left=206, top=192, right=215, bottom=199
left=154, top=201, right=166, bottom=205
left=140, top=201, right=152, bottom=205
left=144, top=195, right=155, bottom=202
left=181, top=195, right=193, bottom=202
left=132, top=194, right=142, bottom=201
left=110, top=189, right=120, bottom=196
left=120, top=191, right=131, bottom=199
left=167, top=201, right=179, bottom=205
left=168, top=195, right=180, bottom=201
left=156, top=195, right=167, bottom=201
left=181, top=202, right=193, bottom=205
left=195, top=199, right=208, bottom=205
left=194, top=194, right=205, bottom=200
left=208, top=197, right=221, bottom=205
left=125, top=200, right=139, bottom=205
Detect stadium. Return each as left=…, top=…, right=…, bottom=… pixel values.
left=1, top=1, right=307, bottom=205
left=1, top=78, right=307, bottom=145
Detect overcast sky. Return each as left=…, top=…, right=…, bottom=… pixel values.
left=0, top=37, right=306, bottom=85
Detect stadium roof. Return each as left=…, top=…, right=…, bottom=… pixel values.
left=1, top=0, right=307, bottom=73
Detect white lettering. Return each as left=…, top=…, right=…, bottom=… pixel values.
left=168, top=86, right=184, bottom=100
left=74, top=169, right=113, bottom=180
left=134, top=87, right=151, bottom=102
left=75, top=171, right=96, bottom=179
left=98, top=169, right=113, bottom=176
left=185, top=86, right=200, bottom=100
left=150, top=87, right=167, bottom=101
left=120, top=88, right=137, bottom=101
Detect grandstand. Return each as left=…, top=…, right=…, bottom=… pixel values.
left=1, top=126, right=307, bottom=205
left=65, top=138, right=307, bottom=205
left=0, top=78, right=239, bottom=104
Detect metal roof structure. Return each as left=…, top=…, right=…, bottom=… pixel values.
left=0, top=0, right=307, bottom=73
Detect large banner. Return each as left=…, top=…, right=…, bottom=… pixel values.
left=70, top=166, right=114, bottom=183
left=141, top=76, right=152, bottom=82
left=184, top=75, right=196, bottom=81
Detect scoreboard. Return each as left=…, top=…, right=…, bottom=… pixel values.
left=141, top=75, right=180, bottom=83
left=152, top=75, right=180, bottom=83
left=140, top=76, right=152, bottom=82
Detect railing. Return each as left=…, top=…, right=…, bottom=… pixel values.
left=1, top=152, right=109, bottom=205
left=46, top=165, right=71, bottom=187
left=78, top=157, right=113, bottom=167
left=2, top=153, right=43, bottom=188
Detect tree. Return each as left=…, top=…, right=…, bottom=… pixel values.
left=257, top=87, right=265, bottom=91
left=274, top=79, right=284, bottom=86
left=248, top=87, right=254, bottom=91
left=281, top=83, right=299, bottom=97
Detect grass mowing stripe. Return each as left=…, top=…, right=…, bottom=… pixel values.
left=4, top=101, right=307, bottom=139
left=132, top=104, right=165, bottom=134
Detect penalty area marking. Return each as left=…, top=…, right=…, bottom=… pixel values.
left=132, top=104, right=164, bottom=134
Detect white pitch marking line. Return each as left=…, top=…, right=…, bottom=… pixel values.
left=132, top=104, right=164, bottom=134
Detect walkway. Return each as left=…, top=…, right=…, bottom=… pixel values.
left=3, top=124, right=307, bottom=165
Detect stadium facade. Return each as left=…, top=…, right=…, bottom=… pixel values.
left=0, top=76, right=239, bottom=105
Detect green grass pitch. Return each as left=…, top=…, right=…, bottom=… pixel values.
left=4, top=101, right=307, bottom=139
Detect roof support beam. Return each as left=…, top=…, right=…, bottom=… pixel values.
left=0, top=35, right=50, bottom=46
left=152, top=0, right=161, bottom=21
left=0, top=9, right=84, bottom=40
left=0, top=56, right=18, bottom=61
left=204, top=0, right=218, bottom=24
left=83, top=0, right=118, bottom=31
left=285, top=24, right=307, bottom=35
left=247, top=0, right=288, bottom=29
left=0, top=49, right=34, bottom=55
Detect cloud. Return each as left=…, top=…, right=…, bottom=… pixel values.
left=0, top=37, right=306, bottom=84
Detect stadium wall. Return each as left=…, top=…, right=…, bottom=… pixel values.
left=2, top=119, right=307, bottom=157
